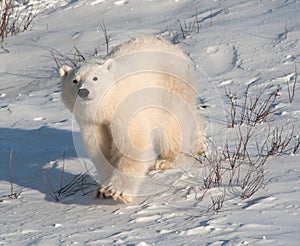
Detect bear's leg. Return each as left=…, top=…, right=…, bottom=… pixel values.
left=150, top=137, right=179, bottom=171
left=96, top=156, right=153, bottom=203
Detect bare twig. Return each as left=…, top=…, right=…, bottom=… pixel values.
left=58, top=151, right=66, bottom=196
left=284, top=20, right=288, bottom=40
left=50, top=46, right=86, bottom=70
left=99, top=20, right=109, bottom=56
left=0, top=41, right=9, bottom=52
left=240, top=146, right=268, bottom=199
left=43, top=170, right=59, bottom=202
left=210, top=7, right=213, bottom=27
left=287, top=64, right=297, bottom=103
left=73, top=46, right=86, bottom=64
left=293, top=135, right=300, bottom=155
left=240, top=85, right=250, bottom=126
left=50, top=50, right=61, bottom=69
left=225, top=87, right=237, bottom=128
left=9, top=148, right=14, bottom=197
left=0, top=149, right=22, bottom=199
left=177, top=19, right=187, bottom=39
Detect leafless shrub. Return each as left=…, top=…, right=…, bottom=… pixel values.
left=56, top=171, right=98, bottom=199
left=223, top=125, right=268, bottom=199
left=268, top=126, right=294, bottom=156
left=240, top=147, right=268, bottom=199
left=196, top=122, right=286, bottom=202
left=51, top=46, right=86, bottom=70
left=44, top=165, right=98, bottom=202
left=223, top=126, right=255, bottom=186
left=258, top=125, right=300, bottom=156
left=199, top=148, right=224, bottom=190
left=196, top=77, right=299, bottom=209
left=177, top=8, right=201, bottom=39
left=0, top=0, right=38, bottom=43
left=225, top=84, right=281, bottom=128
left=240, top=164, right=265, bottom=199
left=287, top=64, right=297, bottom=103
left=250, top=85, right=280, bottom=125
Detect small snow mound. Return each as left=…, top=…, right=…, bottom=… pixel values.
left=198, top=45, right=237, bottom=77
left=219, top=79, right=233, bottom=87
left=131, top=215, right=161, bottom=223
left=135, top=242, right=151, bottom=246
left=33, top=117, right=45, bottom=121
left=114, top=0, right=129, bottom=5
left=91, top=0, right=105, bottom=6
left=52, top=223, right=62, bottom=228
left=206, top=46, right=219, bottom=55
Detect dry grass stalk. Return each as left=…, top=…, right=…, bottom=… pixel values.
left=287, top=64, right=297, bottom=103
left=0, top=149, right=22, bottom=200
left=99, top=20, right=109, bottom=56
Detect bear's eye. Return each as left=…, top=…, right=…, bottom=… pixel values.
left=73, top=79, right=78, bottom=84
left=92, top=77, right=98, bottom=81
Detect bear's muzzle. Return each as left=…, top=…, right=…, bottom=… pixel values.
left=78, top=88, right=90, bottom=99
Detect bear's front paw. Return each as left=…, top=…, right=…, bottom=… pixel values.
left=150, top=159, right=172, bottom=171
left=95, top=185, right=133, bottom=204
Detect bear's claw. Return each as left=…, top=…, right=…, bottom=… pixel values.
left=150, top=159, right=172, bottom=171
left=96, top=185, right=132, bottom=204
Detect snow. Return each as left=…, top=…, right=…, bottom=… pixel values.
left=1, top=0, right=300, bottom=245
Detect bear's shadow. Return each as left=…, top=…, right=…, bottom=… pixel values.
left=0, top=126, right=118, bottom=206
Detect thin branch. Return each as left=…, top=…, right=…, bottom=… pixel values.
left=99, top=20, right=109, bottom=56
left=287, top=64, right=297, bottom=103
left=9, top=148, right=14, bottom=197
left=43, top=170, right=59, bottom=202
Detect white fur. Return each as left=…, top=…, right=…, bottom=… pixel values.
left=60, top=36, right=206, bottom=203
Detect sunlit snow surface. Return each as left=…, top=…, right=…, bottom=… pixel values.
left=0, top=0, right=300, bottom=245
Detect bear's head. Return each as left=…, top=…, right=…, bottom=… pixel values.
left=59, top=59, right=116, bottom=113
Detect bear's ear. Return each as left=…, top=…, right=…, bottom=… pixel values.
left=103, top=58, right=116, bottom=73
left=59, top=65, right=72, bottom=78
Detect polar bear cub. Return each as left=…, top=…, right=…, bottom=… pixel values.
left=60, top=36, right=206, bottom=203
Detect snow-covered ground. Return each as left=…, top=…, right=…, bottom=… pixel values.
left=1, top=0, right=300, bottom=245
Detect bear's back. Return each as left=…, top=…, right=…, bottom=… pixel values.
left=108, top=36, right=188, bottom=59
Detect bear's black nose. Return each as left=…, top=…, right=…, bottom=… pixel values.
left=78, top=88, right=90, bottom=98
